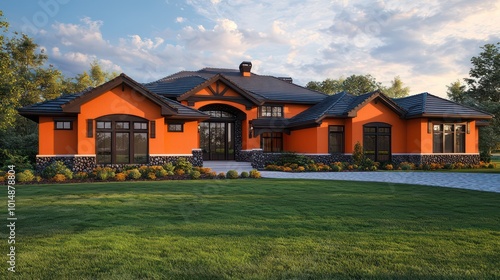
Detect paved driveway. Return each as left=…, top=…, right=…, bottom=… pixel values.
left=260, top=171, right=500, bottom=193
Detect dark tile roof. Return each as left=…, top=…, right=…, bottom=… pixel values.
left=157, top=96, right=209, bottom=119
left=288, top=92, right=349, bottom=126
left=147, top=68, right=328, bottom=104
left=143, top=75, right=208, bottom=97
left=18, top=89, right=89, bottom=114
left=394, top=92, right=492, bottom=119
left=18, top=75, right=208, bottom=121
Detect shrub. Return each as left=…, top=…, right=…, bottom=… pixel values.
left=74, top=172, right=89, bottom=180
left=226, top=170, right=239, bottom=179
left=175, top=169, right=185, bottom=176
left=275, top=152, right=313, bottom=166
left=352, top=142, right=364, bottom=166
left=167, top=171, right=175, bottom=176
left=35, top=176, right=42, bottom=182
left=95, top=167, right=115, bottom=181
left=156, top=169, right=168, bottom=178
left=190, top=170, right=201, bottom=180
left=399, top=162, right=415, bottom=171
left=249, top=169, right=261, bottom=178
left=206, top=171, right=217, bottom=179
left=217, top=172, right=226, bottom=179
left=127, top=169, right=142, bottom=180
left=199, top=167, right=212, bottom=174
left=297, top=166, right=305, bottom=172
left=175, top=158, right=193, bottom=173
left=42, top=161, right=73, bottom=180
left=147, top=172, right=156, bottom=180
left=488, top=163, right=495, bottom=169
left=444, top=163, right=455, bottom=170
left=384, top=164, right=394, bottom=171
left=2, top=153, right=33, bottom=171
left=52, top=174, right=66, bottom=182
left=162, top=162, right=175, bottom=173
left=0, top=176, right=4, bottom=182
left=115, top=173, right=127, bottom=181
left=16, top=170, right=35, bottom=182
left=331, top=165, right=341, bottom=172
left=240, top=171, right=249, bottom=178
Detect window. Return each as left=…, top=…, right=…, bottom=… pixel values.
left=204, top=110, right=235, bottom=118
left=260, top=105, right=283, bottom=118
left=168, top=123, right=183, bottom=132
left=261, top=132, right=283, bottom=152
left=329, top=126, right=344, bottom=153
left=96, top=116, right=148, bottom=164
left=433, top=123, right=465, bottom=153
left=55, top=121, right=72, bottom=130
left=363, top=123, right=391, bottom=162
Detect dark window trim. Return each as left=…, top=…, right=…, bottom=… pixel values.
left=87, top=119, right=93, bottom=138
left=95, top=115, right=149, bottom=164
left=363, top=122, right=392, bottom=162
left=260, top=132, right=283, bottom=153
left=150, top=121, right=156, bottom=138
left=259, top=105, right=284, bottom=118
left=167, top=123, right=184, bottom=132
left=432, top=122, right=466, bottom=153
left=328, top=125, right=345, bottom=154
left=54, top=121, right=73, bottom=130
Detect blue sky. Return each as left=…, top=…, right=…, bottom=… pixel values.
left=2, top=0, right=500, bottom=98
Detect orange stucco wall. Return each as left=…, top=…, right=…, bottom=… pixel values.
left=76, top=85, right=166, bottom=154
left=163, top=121, right=199, bottom=154
left=346, top=100, right=407, bottom=153
left=38, top=117, right=78, bottom=155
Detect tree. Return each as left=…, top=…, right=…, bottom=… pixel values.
left=65, top=60, right=118, bottom=93
left=307, top=74, right=383, bottom=96
left=446, top=80, right=467, bottom=103
left=383, top=76, right=410, bottom=98
left=448, top=42, right=500, bottom=160
left=465, top=43, right=500, bottom=103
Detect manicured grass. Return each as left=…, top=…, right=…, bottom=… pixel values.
left=1, top=180, right=499, bottom=279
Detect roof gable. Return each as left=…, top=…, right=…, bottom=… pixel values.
left=177, top=74, right=264, bottom=107
left=62, top=74, right=178, bottom=116
left=345, top=90, right=407, bottom=118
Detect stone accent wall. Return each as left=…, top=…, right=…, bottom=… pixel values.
left=238, top=150, right=253, bottom=162
left=36, top=156, right=76, bottom=172
left=37, top=150, right=204, bottom=173
left=251, top=149, right=264, bottom=169
left=421, top=154, right=480, bottom=165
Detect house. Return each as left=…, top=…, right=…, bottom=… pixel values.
left=18, top=62, right=493, bottom=172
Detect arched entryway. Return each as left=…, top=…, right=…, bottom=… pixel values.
left=199, top=104, right=246, bottom=161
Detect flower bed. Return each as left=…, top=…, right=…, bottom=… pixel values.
left=0, top=158, right=261, bottom=184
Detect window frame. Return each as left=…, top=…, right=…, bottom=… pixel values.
left=363, top=122, right=392, bottom=162
left=432, top=123, right=466, bottom=153
left=54, top=121, right=73, bottom=130
left=328, top=125, right=345, bottom=154
left=259, top=105, right=284, bottom=118
left=167, top=123, right=184, bottom=132
left=260, top=132, right=283, bottom=153
left=95, top=115, right=149, bottom=164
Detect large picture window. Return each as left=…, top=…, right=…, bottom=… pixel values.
left=329, top=126, right=344, bottom=154
left=261, top=132, right=283, bottom=153
left=96, top=115, right=149, bottom=164
left=433, top=123, right=465, bottom=153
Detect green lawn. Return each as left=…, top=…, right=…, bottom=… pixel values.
left=2, top=180, right=499, bottom=279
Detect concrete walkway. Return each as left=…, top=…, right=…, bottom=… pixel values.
left=260, top=171, right=500, bottom=193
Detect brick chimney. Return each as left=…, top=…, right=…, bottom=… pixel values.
left=239, top=61, right=252, bottom=77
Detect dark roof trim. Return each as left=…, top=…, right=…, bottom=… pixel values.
left=62, top=73, right=178, bottom=116
left=414, top=113, right=493, bottom=120
left=177, top=74, right=264, bottom=106
left=347, top=91, right=407, bottom=118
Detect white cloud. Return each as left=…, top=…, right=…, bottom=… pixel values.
left=36, top=0, right=500, bottom=98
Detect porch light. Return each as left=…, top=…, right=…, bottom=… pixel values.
left=198, top=124, right=200, bottom=133
left=249, top=125, right=254, bottom=138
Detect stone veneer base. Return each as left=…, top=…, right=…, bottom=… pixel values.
left=36, top=150, right=204, bottom=173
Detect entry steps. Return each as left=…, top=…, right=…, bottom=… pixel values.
left=203, top=161, right=253, bottom=174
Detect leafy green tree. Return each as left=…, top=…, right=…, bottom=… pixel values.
left=465, top=43, right=500, bottom=103
left=446, top=80, right=467, bottom=103
left=306, top=78, right=344, bottom=94
left=342, top=74, right=382, bottom=95
left=307, top=74, right=409, bottom=97
left=65, top=60, right=118, bottom=93
left=448, top=42, right=500, bottom=159
left=383, top=76, right=410, bottom=98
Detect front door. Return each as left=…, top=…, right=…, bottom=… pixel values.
left=200, top=122, right=235, bottom=160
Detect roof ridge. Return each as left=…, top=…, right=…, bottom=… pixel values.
left=145, top=74, right=207, bottom=85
